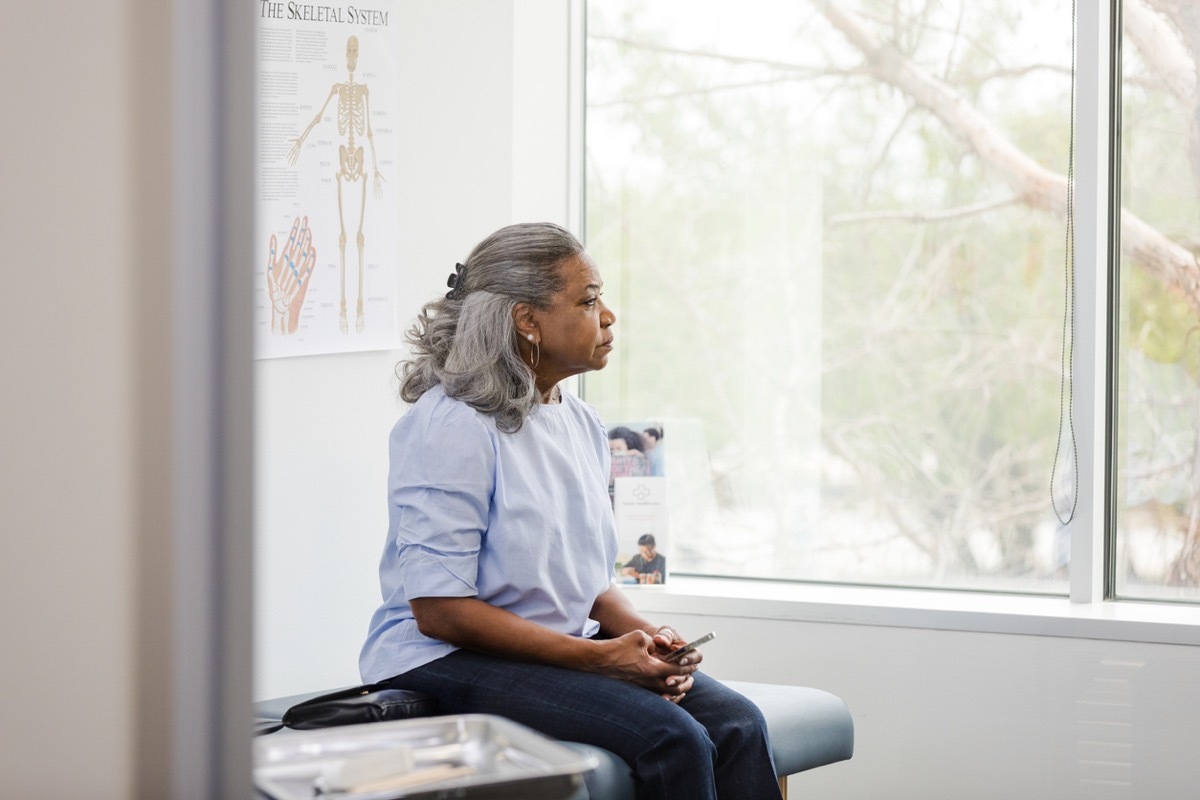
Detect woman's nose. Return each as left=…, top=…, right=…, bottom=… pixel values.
left=601, top=302, right=616, bottom=326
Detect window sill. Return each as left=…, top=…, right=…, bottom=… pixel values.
left=622, top=575, right=1200, bottom=647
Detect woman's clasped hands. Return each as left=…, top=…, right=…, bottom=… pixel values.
left=590, top=625, right=700, bottom=704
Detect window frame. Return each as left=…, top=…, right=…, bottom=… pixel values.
left=1068, top=0, right=1120, bottom=605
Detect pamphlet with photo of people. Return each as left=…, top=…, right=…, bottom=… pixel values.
left=607, top=421, right=668, bottom=585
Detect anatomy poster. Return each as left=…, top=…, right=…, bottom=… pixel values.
left=255, top=2, right=399, bottom=358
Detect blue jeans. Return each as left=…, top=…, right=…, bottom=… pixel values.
left=384, top=649, right=782, bottom=800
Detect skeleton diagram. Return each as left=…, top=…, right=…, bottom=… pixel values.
left=266, top=215, right=317, bottom=335
left=288, top=35, right=383, bottom=334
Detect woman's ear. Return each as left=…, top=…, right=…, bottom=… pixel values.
left=512, top=302, right=539, bottom=344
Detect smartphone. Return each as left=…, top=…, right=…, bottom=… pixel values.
left=661, top=631, right=715, bottom=663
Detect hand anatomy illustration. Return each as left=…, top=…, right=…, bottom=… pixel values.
left=288, top=35, right=384, bottom=334
left=267, top=215, right=317, bottom=335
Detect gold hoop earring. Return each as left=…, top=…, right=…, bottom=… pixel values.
left=530, top=340, right=540, bottom=369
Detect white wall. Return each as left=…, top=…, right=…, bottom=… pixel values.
left=254, top=0, right=575, bottom=699
left=633, top=603, right=1200, bottom=800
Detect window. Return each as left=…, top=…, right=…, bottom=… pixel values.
left=582, top=0, right=1164, bottom=596
left=1114, top=1, right=1200, bottom=602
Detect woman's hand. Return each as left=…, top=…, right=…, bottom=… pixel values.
left=651, top=625, right=681, bottom=653
left=651, top=626, right=705, bottom=668
left=587, top=588, right=704, bottom=702
left=590, top=630, right=697, bottom=703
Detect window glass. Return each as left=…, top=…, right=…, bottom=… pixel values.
left=585, top=0, right=1075, bottom=591
left=1114, top=0, right=1200, bottom=601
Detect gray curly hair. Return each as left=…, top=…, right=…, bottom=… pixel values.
left=398, top=222, right=585, bottom=432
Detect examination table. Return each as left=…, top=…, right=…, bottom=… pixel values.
left=255, top=679, right=854, bottom=798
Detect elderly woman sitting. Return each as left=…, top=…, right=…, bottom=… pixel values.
left=358, top=223, right=781, bottom=800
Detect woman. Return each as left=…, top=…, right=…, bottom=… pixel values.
left=359, top=223, right=780, bottom=800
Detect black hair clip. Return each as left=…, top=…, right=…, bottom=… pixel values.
left=446, top=262, right=468, bottom=300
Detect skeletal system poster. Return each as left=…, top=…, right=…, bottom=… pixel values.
left=255, top=2, right=399, bottom=358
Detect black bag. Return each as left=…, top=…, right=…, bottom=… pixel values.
left=258, top=684, right=437, bottom=735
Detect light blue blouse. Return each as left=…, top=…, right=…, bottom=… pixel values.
left=359, top=384, right=619, bottom=682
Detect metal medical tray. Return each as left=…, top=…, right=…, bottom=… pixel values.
left=254, top=714, right=597, bottom=800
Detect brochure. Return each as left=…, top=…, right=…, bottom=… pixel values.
left=606, top=421, right=668, bottom=585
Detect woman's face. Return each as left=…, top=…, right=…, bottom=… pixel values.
left=531, top=254, right=616, bottom=384
left=609, top=438, right=628, bottom=453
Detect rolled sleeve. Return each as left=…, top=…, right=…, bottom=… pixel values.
left=396, top=489, right=485, bottom=597
left=389, top=409, right=496, bottom=600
